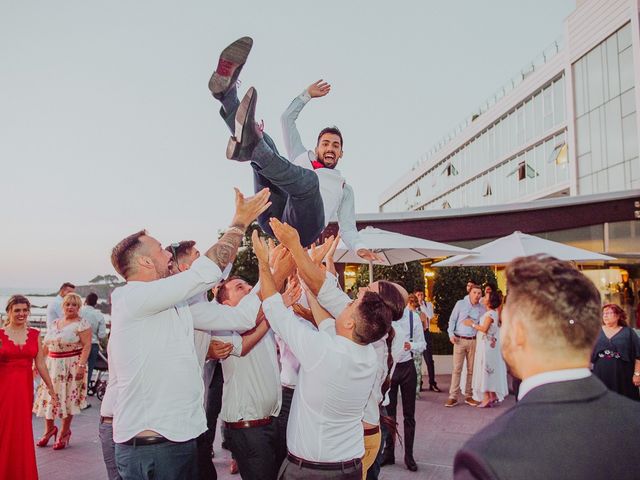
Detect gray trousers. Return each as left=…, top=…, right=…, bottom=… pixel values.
left=218, top=87, right=325, bottom=247
left=278, top=458, right=361, bottom=480
left=115, top=439, right=198, bottom=480
left=99, top=421, right=122, bottom=480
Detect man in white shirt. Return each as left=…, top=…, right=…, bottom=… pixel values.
left=208, top=37, right=379, bottom=261
left=99, top=342, right=121, bottom=480
left=380, top=305, right=426, bottom=472
left=46, top=282, right=75, bottom=328
left=259, top=221, right=397, bottom=479
left=454, top=254, right=640, bottom=480
left=415, top=290, right=440, bottom=392
left=80, top=292, right=107, bottom=392
left=108, top=188, right=270, bottom=480
left=211, top=277, right=291, bottom=480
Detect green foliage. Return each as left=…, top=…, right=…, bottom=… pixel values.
left=223, top=223, right=261, bottom=285
left=348, top=261, right=425, bottom=298
left=431, top=331, right=453, bottom=355
left=432, top=266, right=497, bottom=332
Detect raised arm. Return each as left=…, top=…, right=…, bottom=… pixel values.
left=281, top=80, right=331, bottom=161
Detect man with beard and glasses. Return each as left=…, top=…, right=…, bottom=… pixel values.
left=454, top=255, right=640, bottom=480
left=208, top=36, right=379, bottom=261
left=108, top=188, right=270, bottom=480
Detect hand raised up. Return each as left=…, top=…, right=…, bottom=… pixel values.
left=232, top=187, right=271, bottom=228
left=309, top=236, right=334, bottom=266
left=307, top=79, right=331, bottom=98
left=251, top=229, right=270, bottom=265
left=269, top=218, right=301, bottom=251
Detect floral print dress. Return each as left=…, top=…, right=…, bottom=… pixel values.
left=471, top=310, right=509, bottom=402
left=33, top=318, right=90, bottom=418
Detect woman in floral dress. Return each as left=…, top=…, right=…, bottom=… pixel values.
left=33, top=292, right=92, bottom=449
left=466, top=291, right=508, bottom=407
left=591, top=304, right=640, bottom=401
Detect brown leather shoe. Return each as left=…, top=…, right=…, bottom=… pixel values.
left=226, top=87, right=262, bottom=161
left=465, top=397, right=481, bottom=406
left=444, top=398, right=458, bottom=407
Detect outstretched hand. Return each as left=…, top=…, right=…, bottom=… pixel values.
left=307, top=79, right=331, bottom=98
left=309, top=236, right=335, bottom=266
left=251, top=229, right=270, bottom=264
left=269, top=218, right=301, bottom=251
left=232, top=187, right=271, bottom=228
left=357, top=248, right=383, bottom=262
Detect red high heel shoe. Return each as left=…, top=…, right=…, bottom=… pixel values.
left=36, top=426, right=58, bottom=447
left=53, top=430, right=71, bottom=450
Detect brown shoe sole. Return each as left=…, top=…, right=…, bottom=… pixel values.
left=209, top=36, right=253, bottom=98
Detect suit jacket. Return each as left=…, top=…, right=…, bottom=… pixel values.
left=454, top=375, right=640, bottom=480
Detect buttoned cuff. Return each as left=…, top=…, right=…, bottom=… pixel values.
left=300, top=90, right=312, bottom=103
left=230, top=333, right=243, bottom=357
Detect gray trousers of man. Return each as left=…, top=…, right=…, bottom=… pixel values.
left=217, top=87, right=324, bottom=247
left=99, top=421, right=122, bottom=480
left=115, top=439, right=198, bottom=480
left=277, top=458, right=361, bottom=480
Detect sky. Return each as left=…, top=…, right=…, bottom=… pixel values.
left=0, top=0, right=575, bottom=289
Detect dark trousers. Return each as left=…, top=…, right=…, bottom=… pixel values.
left=384, top=360, right=417, bottom=460
left=115, top=439, right=198, bottom=480
left=422, top=329, right=437, bottom=387
left=278, top=458, right=361, bottom=480
left=197, top=361, right=224, bottom=480
left=226, top=419, right=279, bottom=480
left=276, top=386, right=295, bottom=469
left=87, top=343, right=100, bottom=387
left=218, top=88, right=324, bottom=247
left=99, top=421, right=122, bottom=480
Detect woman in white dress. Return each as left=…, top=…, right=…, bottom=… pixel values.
left=464, top=291, right=508, bottom=408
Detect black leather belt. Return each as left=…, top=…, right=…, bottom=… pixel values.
left=455, top=334, right=476, bottom=340
left=120, top=435, right=169, bottom=446
left=287, top=452, right=361, bottom=471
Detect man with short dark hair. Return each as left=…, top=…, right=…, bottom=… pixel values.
left=454, top=255, right=640, bottom=480
left=415, top=290, right=439, bottom=392
left=446, top=284, right=485, bottom=407
left=208, top=37, right=378, bottom=261
left=46, top=282, right=75, bottom=328
left=108, top=188, right=270, bottom=480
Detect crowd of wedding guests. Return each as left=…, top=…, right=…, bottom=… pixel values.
left=2, top=191, right=640, bottom=480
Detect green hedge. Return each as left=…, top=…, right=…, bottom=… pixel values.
left=431, top=331, right=453, bottom=355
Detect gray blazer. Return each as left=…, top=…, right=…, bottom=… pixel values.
left=454, top=375, right=640, bottom=480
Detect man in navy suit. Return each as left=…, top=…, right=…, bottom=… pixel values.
left=454, top=254, right=640, bottom=480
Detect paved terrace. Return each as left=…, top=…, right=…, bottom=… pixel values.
left=33, top=375, right=515, bottom=480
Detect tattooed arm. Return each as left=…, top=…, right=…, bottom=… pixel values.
left=205, top=188, right=271, bottom=270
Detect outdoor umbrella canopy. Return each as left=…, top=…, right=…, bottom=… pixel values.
left=331, top=226, right=475, bottom=283
left=431, top=231, right=615, bottom=267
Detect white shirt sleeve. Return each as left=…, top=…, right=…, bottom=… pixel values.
left=262, top=293, right=329, bottom=371
left=211, top=331, right=243, bottom=357
left=336, top=184, right=367, bottom=252
left=190, top=293, right=260, bottom=332
left=281, top=90, right=312, bottom=161
left=408, top=314, right=427, bottom=354
left=316, top=272, right=352, bottom=319
left=122, top=256, right=222, bottom=317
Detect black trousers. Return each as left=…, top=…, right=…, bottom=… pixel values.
left=422, top=329, right=437, bottom=387
left=384, top=360, right=417, bottom=459
left=227, top=419, right=279, bottom=480
left=196, top=361, right=224, bottom=480
left=276, top=386, right=295, bottom=469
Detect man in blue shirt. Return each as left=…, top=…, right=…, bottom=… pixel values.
left=445, top=284, right=485, bottom=407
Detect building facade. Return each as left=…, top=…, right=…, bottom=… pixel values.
left=379, top=0, right=640, bottom=213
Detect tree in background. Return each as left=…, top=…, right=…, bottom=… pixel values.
left=225, top=222, right=261, bottom=286
left=348, top=261, right=425, bottom=298
left=432, top=266, right=497, bottom=332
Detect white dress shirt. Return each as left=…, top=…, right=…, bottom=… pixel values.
left=212, top=328, right=282, bottom=422
left=281, top=91, right=366, bottom=252
left=80, top=305, right=107, bottom=344
left=100, top=343, right=117, bottom=418
left=109, top=256, right=257, bottom=443
left=263, top=293, right=376, bottom=462
left=46, top=295, right=63, bottom=328
left=419, top=301, right=434, bottom=321
left=395, top=308, right=427, bottom=364
left=518, top=368, right=592, bottom=401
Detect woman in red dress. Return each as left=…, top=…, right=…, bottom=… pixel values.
left=0, top=295, right=58, bottom=480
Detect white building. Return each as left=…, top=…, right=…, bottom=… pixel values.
left=379, top=0, right=640, bottom=213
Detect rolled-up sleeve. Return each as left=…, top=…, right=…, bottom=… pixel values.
left=191, top=293, right=260, bottom=332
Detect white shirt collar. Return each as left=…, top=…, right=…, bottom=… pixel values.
left=518, top=368, right=592, bottom=401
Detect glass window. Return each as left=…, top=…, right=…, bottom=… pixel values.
left=554, top=78, right=565, bottom=124
left=607, top=162, right=625, bottom=191
left=541, top=224, right=604, bottom=252
left=618, top=22, right=632, bottom=52
left=543, top=86, right=553, bottom=130
left=621, top=89, right=636, bottom=117
left=587, top=44, right=605, bottom=110
left=579, top=174, right=593, bottom=194
left=574, top=59, right=587, bottom=117
left=533, top=92, right=543, bottom=137
left=619, top=47, right=635, bottom=93
left=605, top=97, right=624, bottom=167
left=590, top=106, right=604, bottom=172
left=630, top=156, right=640, bottom=182
left=576, top=114, right=590, bottom=156
left=516, top=106, right=525, bottom=145
left=578, top=153, right=593, bottom=177
left=525, top=99, right=534, bottom=141
left=606, top=35, right=621, bottom=100
left=623, top=112, right=638, bottom=161
left=594, top=169, right=608, bottom=192
left=608, top=220, right=640, bottom=254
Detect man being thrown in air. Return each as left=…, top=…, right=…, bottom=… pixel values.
left=209, top=36, right=380, bottom=261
